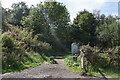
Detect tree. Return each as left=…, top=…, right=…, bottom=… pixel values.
left=105, top=15, right=116, bottom=25
left=96, top=21, right=118, bottom=48
left=71, top=10, right=97, bottom=46
left=2, top=8, right=12, bottom=32
left=21, top=1, right=70, bottom=51
left=96, top=15, right=119, bottom=48
left=43, top=1, right=70, bottom=50
left=9, top=2, right=29, bottom=26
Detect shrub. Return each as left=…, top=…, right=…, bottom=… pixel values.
left=37, top=41, right=52, bottom=53
left=111, top=46, right=120, bottom=67
left=1, top=25, right=52, bottom=73
left=1, top=32, right=15, bottom=53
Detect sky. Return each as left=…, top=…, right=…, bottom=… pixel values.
left=1, top=0, right=120, bottom=21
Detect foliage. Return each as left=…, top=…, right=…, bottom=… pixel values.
left=1, top=23, right=51, bottom=73
left=71, top=10, right=97, bottom=46
left=2, top=8, right=11, bottom=32
left=65, top=55, right=80, bottom=67
left=21, top=1, right=70, bottom=51
left=2, top=1, right=120, bottom=75
left=65, top=45, right=120, bottom=77
left=96, top=22, right=118, bottom=48
left=2, top=52, right=47, bottom=73
left=2, top=32, right=15, bottom=52
left=3, top=24, right=52, bottom=53
left=8, top=2, right=29, bottom=26
left=111, top=46, right=120, bottom=67
left=65, top=54, right=120, bottom=77
left=79, top=45, right=108, bottom=68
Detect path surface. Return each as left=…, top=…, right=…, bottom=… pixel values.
left=2, top=59, right=111, bottom=78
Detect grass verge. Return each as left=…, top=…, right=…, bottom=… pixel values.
left=2, top=52, right=48, bottom=74
left=64, top=55, right=120, bottom=78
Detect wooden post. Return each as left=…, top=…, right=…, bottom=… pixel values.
left=81, top=53, right=85, bottom=70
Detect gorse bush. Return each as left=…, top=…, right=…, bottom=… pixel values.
left=2, top=32, right=15, bottom=53
left=1, top=24, right=52, bottom=73
left=6, top=25, right=51, bottom=53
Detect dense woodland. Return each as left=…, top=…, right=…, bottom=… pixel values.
left=1, top=1, right=120, bottom=76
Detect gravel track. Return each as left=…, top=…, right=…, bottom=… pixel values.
left=2, top=59, right=111, bottom=78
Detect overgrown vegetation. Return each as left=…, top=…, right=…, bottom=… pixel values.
left=1, top=23, right=51, bottom=73
left=65, top=45, right=120, bottom=77
left=2, top=52, right=48, bottom=73
left=1, top=1, right=120, bottom=77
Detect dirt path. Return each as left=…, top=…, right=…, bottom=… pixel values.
left=2, top=59, right=111, bottom=78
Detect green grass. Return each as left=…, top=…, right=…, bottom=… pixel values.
left=64, top=55, right=120, bottom=78
left=2, top=52, right=48, bottom=74
left=98, top=68, right=120, bottom=78
left=45, top=52, right=71, bottom=59
left=2, top=52, right=71, bottom=74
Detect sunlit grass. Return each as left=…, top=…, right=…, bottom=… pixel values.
left=64, top=55, right=120, bottom=78
left=2, top=52, right=48, bottom=74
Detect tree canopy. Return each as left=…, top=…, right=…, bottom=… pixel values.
left=71, top=10, right=97, bottom=46
left=21, top=1, right=70, bottom=51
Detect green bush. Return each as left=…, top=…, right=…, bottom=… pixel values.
left=111, top=46, right=120, bottom=67
left=65, top=46, right=120, bottom=77
left=65, top=55, right=80, bottom=67
left=112, top=46, right=120, bottom=55
left=1, top=32, right=15, bottom=53
left=2, top=52, right=23, bottom=72
left=37, top=41, right=52, bottom=53
left=1, top=25, right=51, bottom=73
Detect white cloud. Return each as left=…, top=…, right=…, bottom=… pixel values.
left=61, top=0, right=106, bottom=3
left=59, top=0, right=108, bottom=21
left=2, top=0, right=107, bottom=8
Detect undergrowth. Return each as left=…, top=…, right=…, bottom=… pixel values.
left=2, top=52, right=48, bottom=74
left=64, top=55, right=120, bottom=78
